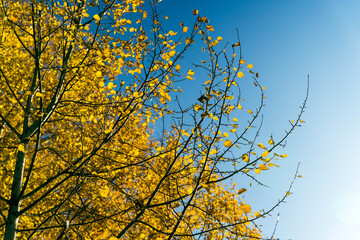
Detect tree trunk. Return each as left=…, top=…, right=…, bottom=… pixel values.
left=4, top=144, right=27, bottom=240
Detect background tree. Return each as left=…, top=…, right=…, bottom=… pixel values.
left=0, top=0, right=307, bottom=239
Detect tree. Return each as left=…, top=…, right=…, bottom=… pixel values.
left=0, top=0, right=307, bottom=239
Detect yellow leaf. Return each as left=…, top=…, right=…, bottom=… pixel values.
left=298, top=175, right=302, bottom=178
left=258, top=143, right=265, bottom=149
left=247, top=64, right=253, bottom=69
left=232, top=118, right=238, bottom=122
left=268, top=139, right=274, bottom=145
left=242, top=154, right=249, bottom=162
left=100, top=189, right=108, bottom=198
left=187, top=69, right=194, bottom=76
left=237, top=71, right=244, bottom=78
left=169, top=30, right=177, bottom=36
left=183, top=26, right=188, bottom=33
left=247, top=109, right=253, bottom=114
left=194, top=104, right=202, bottom=111
left=237, top=104, right=243, bottom=110
left=255, top=169, right=261, bottom=174
left=238, top=188, right=247, bottom=194
left=17, top=144, right=25, bottom=153
left=96, top=71, right=102, bottom=78
left=209, top=148, right=217, bottom=155
left=35, top=92, right=44, bottom=97
left=223, top=132, right=229, bottom=138
left=224, top=140, right=232, bottom=147
left=281, top=154, right=288, bottom=158
left=240, top=204, right=251, bottom=213
left=217, top=36, right=223, bottom=41
left=258, top=163, right=268, bottom=170
left=261, top=151, right=269, bottom=158
left=93, top=14, right=101, bottom=21
left=240, top=59, right=246, bottom=64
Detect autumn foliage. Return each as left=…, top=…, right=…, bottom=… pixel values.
left=0, top=0, right=306, bottom=239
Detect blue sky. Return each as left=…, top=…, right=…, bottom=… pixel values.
left=158, top=0, right=360, bottom=239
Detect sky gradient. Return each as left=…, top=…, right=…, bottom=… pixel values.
left=159, top=0, right=360, bottom=239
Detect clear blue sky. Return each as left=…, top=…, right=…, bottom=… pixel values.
left=158, top=0, right=360, bottom=239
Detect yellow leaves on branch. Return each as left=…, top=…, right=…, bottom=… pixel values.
left=0, top=1, right=287, bottom=239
